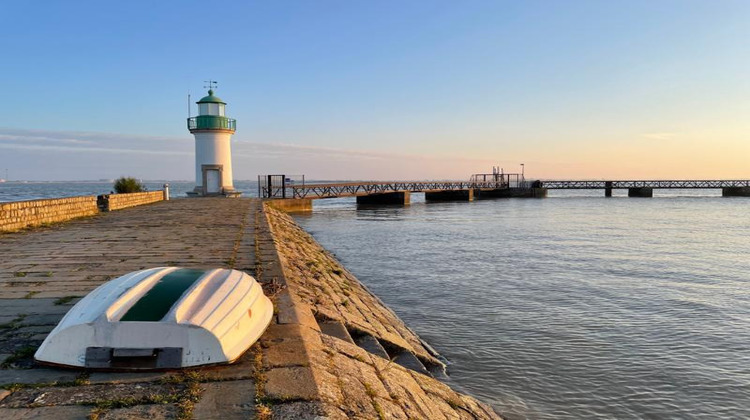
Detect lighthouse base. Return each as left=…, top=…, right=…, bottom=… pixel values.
left=187, top=164, right=241, bottom=197
left=187, top=187, right=242, bottom=198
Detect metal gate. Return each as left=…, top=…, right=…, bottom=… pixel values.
left=257, top=175, right=305, bottom=198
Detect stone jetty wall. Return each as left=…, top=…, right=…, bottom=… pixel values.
left=263, top=203, right=501, bottom=419
left=98, top=191, right=165, bottom=212
left=0, top=196, right=98, bottom=233
left=0, top=191, right=166, bottom=233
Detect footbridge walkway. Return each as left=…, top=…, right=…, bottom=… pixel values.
left=540, top=180, right=750, bottom=197
left=258, top=174, right=750, bottom=210
left=258, top=173, right=541, bottom=207
left=287, top=180, right=512, bottom=199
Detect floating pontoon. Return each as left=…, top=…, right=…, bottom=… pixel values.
left=35, top=267, right=273, bottom=369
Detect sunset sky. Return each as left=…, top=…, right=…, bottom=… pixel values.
left=0, top=1, right=747, bottom=181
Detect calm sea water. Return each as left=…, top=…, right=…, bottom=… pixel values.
left=294, top=190, right=750, bottom=419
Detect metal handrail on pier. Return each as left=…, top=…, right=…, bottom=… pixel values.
left=541, top=180, right=750, bottom=189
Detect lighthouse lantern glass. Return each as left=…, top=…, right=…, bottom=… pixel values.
left=198, top=103, right=225, bottom=116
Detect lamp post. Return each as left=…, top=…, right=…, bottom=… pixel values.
left=520, top=163, right=525, bottom=182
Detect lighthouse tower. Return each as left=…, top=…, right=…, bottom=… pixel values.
left=187, top=85, right=238, bottom=197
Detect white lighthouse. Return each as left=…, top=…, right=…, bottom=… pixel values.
left=187, top=85, right=239, bottom=197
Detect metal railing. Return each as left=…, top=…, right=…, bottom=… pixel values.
left=258, top=175, right=306, bottom=198
left=470, top=173, right=529, bottom=188
left=187, top=116, right=236, bottom=132
left=288, top=180, right=519, bottom=199
left=540, top=180, right=750, bottom=189
left=257, top=172, right=545, bottom=199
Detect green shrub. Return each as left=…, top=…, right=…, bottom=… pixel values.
left=113, top=177, right=145, bottom=194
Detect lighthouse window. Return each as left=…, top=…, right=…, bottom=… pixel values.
left=198, top=103, right=224, bottom=116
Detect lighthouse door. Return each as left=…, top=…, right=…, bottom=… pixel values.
left=206, top=170, right=221, bottom=194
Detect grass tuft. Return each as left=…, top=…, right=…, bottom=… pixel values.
left=447, top=398, right=462, bottom=410
left=0, top=314, right=26, bottom=330
left=1, top=345, right=37, bottom=368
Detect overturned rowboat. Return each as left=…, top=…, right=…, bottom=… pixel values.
left=35, top=267, right=273, bottom=369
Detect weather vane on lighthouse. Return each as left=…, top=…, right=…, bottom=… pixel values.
left=186, top=81, right=240, bottom=197
left=204, top=80, right=218, bottom=91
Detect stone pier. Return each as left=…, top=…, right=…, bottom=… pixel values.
left=425, top=189, right=474, bottom=201
left=628, top=187, right=653, bottom=197
left=356, top=191, right=410, bottom=205
left=722, top=187, right=750, bottom=197
left=605, top=181, right=613, bottom=197
left=0, top=198, right=500, bottom=419
left=267, top=198, right=313, bottom=212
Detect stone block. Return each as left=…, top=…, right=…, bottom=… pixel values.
left=193, top=380, right=256, bottom=419
left=393, top=351, right=430, bottom=376
left=88, top=371, right=169, bottom=384
left=319, top=320, right=354, bottom=344
left=311, top=367, right=344, bottom=405
left=261, top=324, right=318, bottom=368
left=320, top=335, right=371, bottom=366
left=333, top=357, right=379, bottom=418
left=265, top=367, right=318, bottom=401
left=98, top=405, right=177, bottom=420
left=20, top=314, right=62, bottom=326
left=267, top=199, right=313, bottom=213
left=271, top=401, right=329, bottom=420
left=0, top=406, right=91, bottom=420
left=353, top=334, right=389, bottom=359
left=374, top=397, right=408, bottom=419
left=276, top=291, right=319, bottom=331
left=0, top=368, right=78, bottom=386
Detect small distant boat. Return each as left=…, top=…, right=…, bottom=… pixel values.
left=35, top=267, right=273, bottom=369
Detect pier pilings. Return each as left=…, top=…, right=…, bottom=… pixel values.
left=476, top=187, right=548, bottom=199
left=722, top=187, right=750, bottom=197
left=425, top=189, right=474, bottom=201
left=355, top=191, right=410, bottom=205
left=628, top=187, right=653, bottom=197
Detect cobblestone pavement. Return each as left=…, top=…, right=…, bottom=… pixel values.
left=0, top=198, right=259, bottom=419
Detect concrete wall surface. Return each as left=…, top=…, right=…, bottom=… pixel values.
left=0, top=196, right=98, bottom=233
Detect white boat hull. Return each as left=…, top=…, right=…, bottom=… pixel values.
left=35, top=267, right=273, bottom=369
